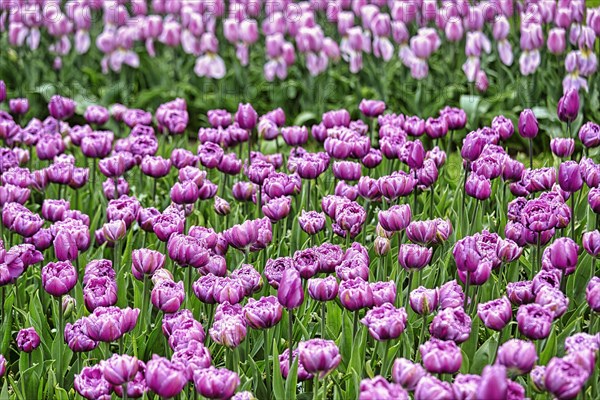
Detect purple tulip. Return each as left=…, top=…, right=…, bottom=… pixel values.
left=74, top=366, right=113, bottom=399
left=64, top=318, right=98, bottom=353
left=398, top=244, right=432, bottom=272
left=587, top=277, right=600, bottom=312
left=465, top=172, right=492, bottom=200
left=277, top=268, right=304, bottom=309
left=359, top=99, right=386, bottom=117
left=550, top=138, right=575, bottom=158
left=145, top=355, right=188, bottom=398
left=102, top=354, right=139, bottom=386
left=409, top=286, right=439, bottom=315
left=235, top=103, right=258, bottom=130
left=298, top=210, right=326, bottom=235
left=477, top=365, right=508, bottom=400
left=307, top=276, right=339, bottom=302
left=420, top=338, right=462, bottom=374
left=338, top=277, right=374, bottom=311
left=544, top=357, right=589, bottom=400
left=131, top=248, right=165, bottom=280
left=579, top=122, right=600, bottom=148
left=378, top=204, right=411, bottom=232
left=477, top=296, right=512, bottom=331
left=361, top=303, right=408, bottom=341
left=391, top=358, right=426, bottom=391
left=370, top=281, right=397, bottom=306
left=546, top=237, right=579, bottom=272
left=48, top=95, right=76, bottom=120
left=243, top=296, right=283, bottom=329
left=359, top=376, right=408, bottom=400
left=42, top=261, right=78, bottom=297
left=558, top=161, right=583, bottom=193
left=151, top=280, right=185, bottom=313
left=193, top=367, right=240, bottom=399
left=557, top=89, right=580, bottom=123
left=518, top=109, right=538, bottom=139
left=516, top=303, right=553, bottom=340
left=298, top=339, right=342, bottom=378
left=209, top=315, right=246, bottom=348
left=429, top=307, right=472, bottom=343
left=16, top=327, right=40, bottom=352
left=496, top=339, right=538, bottom=375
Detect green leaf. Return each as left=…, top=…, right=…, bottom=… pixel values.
left=285, top=357, right=299, bottom=400
left=272, top=338, right=285, bottom=400
left=471, top=333, right=498, bottom=374
left=540, top=327, right=557, bottom=365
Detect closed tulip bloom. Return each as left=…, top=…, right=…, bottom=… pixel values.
left=281, top=126, right=308, bottom=146
left=425, top=117, right=448, bottom=139
left=141, top=156, right=171, bottom=178
left=193, top=367, right=240, bottom=399
left=496, top=239, right=523, bottom=263
left=546, top=237, right=579, bottom=272
left=170, top=181, right=199, bottom=204
left=491, top=115, right=514, bottom=141
left=298, top=211, right=326, bottom=235
left=590, top=188, right=600, bottom=213
left=516, top=303, right=553, bottom=340
left=391, top=358, right=426, bottom=391
left=544, top=357, right=589, bottom=400
left=145, top=355, right=187, bottom=398
left=48, top=95, right=76, bottom=120
left=53, top=231, right=78, bottom=261
left=102, top=354, right=139, bottom=385
left=506, top=281, right=535, bottom=306
left=583, top=230, right=600, bottom=257
left=420, top=338, right=462, bottom=374
left=12, top=212, right=44, bottom=238
left=531, top=365, right=547, bottom=392
left=42, top=261, right=78, bottom=297
left=361, top=303, right=408, bottom=341
left=465, top=172, right=492, bottom=200
left=398, top=244, right=432, bottom=272
left=212, top=277, right=246, bottom=304
left=359, top=99, right=386, bottom=117
left=585, top=276, right=600, bottom=312
left=16, top=327, right=40, bottom=352
left=151, top=280, right=185, bottom=313
left=277, top=268, right=304, bottom=309
left=338, top=277, right=374, bottom=311
left=438, top=279, right=465, bottom=309
left=548, top=28, right=566, bottom=54
left=578, top=122, right=600, bottom=148
left=167, top=234, right=210, bottom=268
left=74, top=366, right=113, bottom=399
left=370, top=281, right=397, bottom=306
left=209, top=315, right=247, bottom=348
left=359, top=376, right=408, bottom=400
left=299, top=339, right=342, bottom=378
left=477, top=365, right=507, bottom=400
left=429, top=307, right=472, bottom=343
left=550, top=138, right=575, bottom=158
left=518, top=109, right=539, bottom=139
left=378, top=172, right=417, bottom=201
left=243, top=296, right=283, bottom=329
left=557, top=89, right=580, bottom=123
left=409, top=286, right=439, bottom=315
left=406, top=220, right=436, bottom=245
left=378, top=204, right=411, bottom=232
left=333, top=161, right=362, bottom=181
left=262, top=196, right=292, bottom=222
left=131, top=249, right=165, bottom=280
left=496, top=339, right=538, bottom=375
left=536, top=286, right=569, bottom=319
left=557, top=161, right=583, bottom=193
left=235, top=103, right=258, bottom=130
left=41, top=199, right=69, bottom=222
left=84, top=276, right=118, bottom=311
left=308, top=276, right=339, bottom=302
left=477, top=296, right=512, bottom=331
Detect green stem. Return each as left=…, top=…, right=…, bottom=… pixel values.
left=529, top=139, right=533, bottom=169
left=57, top=296, right=64, bottom=387
left=186, top=266, right=193, bottom=310
left=464, top=272, right=471, bottom=310
left=571, top=192, right=575, bottom=241
left=353, top=310, right=359, bottom=338
left=321, top=303, right=326, bottom=339
left=313, top=376, right=319, bottom=400
left=288, top=309, right=294, bottom=370
left=264, top=329, right=271, bottom=397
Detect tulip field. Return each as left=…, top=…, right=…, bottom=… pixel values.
left=2, top=1, right=600, bottom=400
